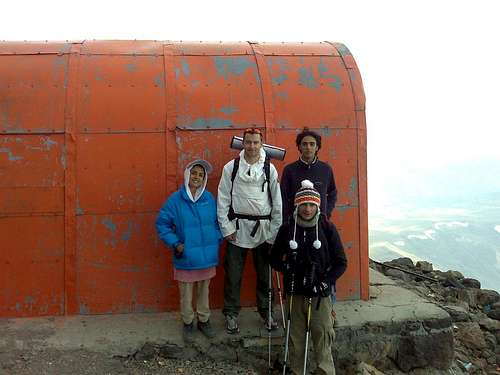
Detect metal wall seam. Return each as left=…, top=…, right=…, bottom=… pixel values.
left=325, top=41, right=369, bottom=300
left=63, top=44, right=82, bottom=314
left=0, top=52, right=66, bottom=56
left=356, top=113, right=369, bottom=300
left=324, top=41, right=356, bottom=111
left=0, top=130, right=65, bottom=135
left=169, top=41, right=253, bottom=56
left=247, top=42, right=276, bottom=145
left=163, top=43, right=178, bottom=195
left=0, top=41, right=83, bottom=55
left=327, top=42, right=365, bottom=112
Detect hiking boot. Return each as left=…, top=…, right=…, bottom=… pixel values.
left=225, top=315, right=240, bottom=334
left=197, top=319, right=215, bottom=339
left=260, top=312, right=278, bottom=331
left=183, top=322, right=195, bottom=343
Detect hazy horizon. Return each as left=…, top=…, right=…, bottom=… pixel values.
left=369, top=162, right=500, bottom=292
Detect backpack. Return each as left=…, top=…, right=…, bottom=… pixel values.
left=227, top=156, right=273, bottom=237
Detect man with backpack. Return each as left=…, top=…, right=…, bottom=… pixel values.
left=217, top=128, right=283, bottom=334
left=271, top=179, right=347, bottom=374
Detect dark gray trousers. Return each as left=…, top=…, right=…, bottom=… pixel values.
left=222, top=241, right=272, bottom=317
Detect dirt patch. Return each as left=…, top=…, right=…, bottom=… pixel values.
left=0, top=348, right=260, bottom=375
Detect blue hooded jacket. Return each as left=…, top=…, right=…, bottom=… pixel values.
left=156, top=163, right=221, bottom=270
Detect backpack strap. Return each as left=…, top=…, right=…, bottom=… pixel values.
left=227, top=157, right=240, bottom=222
left=231, top=157, right=240, bottom=184
left=262, top=156, right=273, bottom=207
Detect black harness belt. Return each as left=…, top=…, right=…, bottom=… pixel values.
left=230, top=213, right=272, bottom=237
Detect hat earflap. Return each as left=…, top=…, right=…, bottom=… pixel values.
left=289, top=205, right=322, bottom=250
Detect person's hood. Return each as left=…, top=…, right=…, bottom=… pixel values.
left=183, top=159, right=212, bottom=202
left=237, top=147, right=267, bottom=183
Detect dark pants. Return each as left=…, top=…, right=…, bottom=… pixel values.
left=223, top=241, right=273, bottom=317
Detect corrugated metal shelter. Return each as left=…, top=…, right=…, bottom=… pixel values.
left=0, top=40, right=367, bottom=317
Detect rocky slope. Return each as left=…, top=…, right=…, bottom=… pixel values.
left=369, top=257, right=500, bottom=375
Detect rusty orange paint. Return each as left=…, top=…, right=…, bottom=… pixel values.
left=0, top=40, right=368, bottom=317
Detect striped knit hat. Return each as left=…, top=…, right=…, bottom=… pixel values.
left=294, top=180, right=321, bottom=207
left=289, top=180, right=322, bottom=250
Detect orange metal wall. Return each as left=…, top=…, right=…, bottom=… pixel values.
left=0, top=40, right=367, bottom=317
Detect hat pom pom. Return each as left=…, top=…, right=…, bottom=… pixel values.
left=313, top=240, right=321, bottom=249
left=301, top=179, right=314, bottom=189
left=289, top=240, right=298, bottom=250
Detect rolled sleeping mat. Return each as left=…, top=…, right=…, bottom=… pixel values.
left=230, top=136, right=286, bottom=161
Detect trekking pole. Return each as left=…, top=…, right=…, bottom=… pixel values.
left=275, top=271, right=286, bottom=333
left=303, top=297, right=313, bottom=375
left=268, top=264, right=273, bottom=373
left=282, top=253, right=296, bottom=375
left=301, top=260, right=316, bottom=375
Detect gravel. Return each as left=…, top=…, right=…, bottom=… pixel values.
left=0, top=348, right=260, bottom=375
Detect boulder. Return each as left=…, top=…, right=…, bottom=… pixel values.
left=478, top=318, right=500, bottom=333
left=355, top=362, right=386, bottom=375
left=452, top=300, right=471, bottom=311
left=444, top=287, right=477, bottom=307
left=455, top=322, right=487, bottom=350
left=158, top=344, right=184, bottom=359
left=483, top=331, right=497, bottom=350
left=471, top=357, right=488, bottom=372
left=443, top=305, right=470, bottom=322
left=456, top=288, right=478, bottom=307
left=482, top=349, right=496, bottom=366
left=486, top=308, right=500, bottom=321
left=388, top=257, right=414, bottom=269
left=415, top=261, right=433, bottom=273
left=445, top=270, right=464, bottom=280
left=135, top=342, right=157, bottom=360
left=431, top=270, right=447, bottom=282
left=470, top=311, right=489, bottom=323
left=462, top=278, right=481, bottom=289
left=395, top=331, right=453, bottom=371
left=477, top=290, right=500, bottom=307
left=158, top=344, right=199, bottom=360
left=443, top=276, right=464, bottom=289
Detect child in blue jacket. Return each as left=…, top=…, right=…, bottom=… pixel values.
left=156, top=159, right=222, bottom=342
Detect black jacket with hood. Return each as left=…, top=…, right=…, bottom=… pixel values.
left=270, top=214, right=347, bottom=296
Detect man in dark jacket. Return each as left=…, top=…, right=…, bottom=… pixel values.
left=280, top=128, right=337, bottom=221
left=271, top=180, right=347, bottom=374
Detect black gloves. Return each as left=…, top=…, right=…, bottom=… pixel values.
left=312, top=281, right=331, bottom=298
left=303, top=280, right=331, bottom=298
left=302, top=261, right=331, bottom=297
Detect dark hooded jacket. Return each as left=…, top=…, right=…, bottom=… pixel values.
left=270, top=214, right=347, bottom=296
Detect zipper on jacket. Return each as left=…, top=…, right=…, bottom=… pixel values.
left=194, top=201, right=207, bottom=262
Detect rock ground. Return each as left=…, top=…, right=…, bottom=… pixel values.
left=0, top=348, right=259, bottom=374
left=373, top=257, right=500, bottom=375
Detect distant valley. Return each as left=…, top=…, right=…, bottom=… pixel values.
left=368, top=160, right=500, bottom=292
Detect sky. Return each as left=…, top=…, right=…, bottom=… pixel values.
left=2, top=0, right=499, bottom=207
